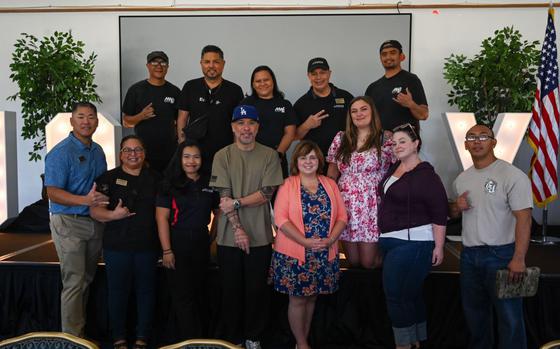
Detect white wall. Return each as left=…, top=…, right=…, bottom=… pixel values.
left=1, top=0, right=558, bottom=225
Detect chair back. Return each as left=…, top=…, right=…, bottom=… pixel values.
left=0, top=332, right=99, bottom=349
left=159, top=338, right=241, bottom=349
left=541, top=340, right=560, bottom=349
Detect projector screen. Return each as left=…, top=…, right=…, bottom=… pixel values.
left=119, top=14, right=412, bottom=110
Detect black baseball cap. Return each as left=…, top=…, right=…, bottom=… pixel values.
left=147, top=51, right=169, bottom=63
left=379, top=40, right=403, bottom=53
left=307, top=57, right=330, bottom=72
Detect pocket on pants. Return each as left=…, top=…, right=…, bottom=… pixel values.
left=489, top=244, right=514, bottom=261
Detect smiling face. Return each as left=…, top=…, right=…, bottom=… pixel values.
left=181, top=145, right=202, bottom=177
left=146, top=59, right=168, bottom=80
left=200, top=51, right=225, bottom=82
left=392, top=130, right=419, bottom=160
left=70, top=106, right=98, bottom=143
left=380, top=47, right=405, bottom=70
left=252, top=70, right=274, bottom=99
left=297, top=149, right=319, bottom=176
left=350, top=99, right=373, bottom=130
left=232, top=118, right=259, bottom=146
left=120, top=138, right=145, bottom=171
left=307, top=68, right=331, bottom=94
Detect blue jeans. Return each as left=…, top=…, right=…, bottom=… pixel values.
left=103, top=249, right=158, bottom=342
left=460, top=243, right=526, bottom=349
left=379, top=238, right=434, bottom=346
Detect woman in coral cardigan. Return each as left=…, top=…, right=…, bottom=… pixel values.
left=271, top=140, right=347, bottom=349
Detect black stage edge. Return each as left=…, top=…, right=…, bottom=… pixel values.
left=1, top=236, right=560, bottom=349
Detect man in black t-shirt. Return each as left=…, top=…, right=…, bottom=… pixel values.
left=294, top=57, right=353, bottom=165
left=122, top=51, right=181, bottom=173
left=365, top=40, right=428, bottom=132
left=177, top=45, right=244, bottom=175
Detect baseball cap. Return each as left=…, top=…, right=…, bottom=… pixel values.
left=232, top=105, right=260, bottom=123
left=379, top=40, right=403, bottom=53
left=307, top=57, right=330, bottom=72
left=147, top=51, right=169, bottom=63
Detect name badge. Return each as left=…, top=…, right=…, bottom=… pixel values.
left=335, top=98, right=345, bottom=105
left=116, top=178, right=128, bottom=186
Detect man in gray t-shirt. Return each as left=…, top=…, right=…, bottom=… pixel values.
left=450, top=124, right=532, bottom=349
left=210, top=105, right=283, bottom=349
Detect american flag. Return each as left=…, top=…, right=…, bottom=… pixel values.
left=529, top=7, right=560, bottom=207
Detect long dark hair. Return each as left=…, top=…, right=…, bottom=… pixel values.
left=160, top=140, right=203, bottom=195
left=250, top=65, right=284, bottom=98
left=335, top=96, right=383, bottom=164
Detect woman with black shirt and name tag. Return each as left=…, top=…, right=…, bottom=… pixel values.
left=91, top=135, right=160, bottom=349
left=240, top=65, right=298, bottom=177
left=156, top=140, right=220, bottom=341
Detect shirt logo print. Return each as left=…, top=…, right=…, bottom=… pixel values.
left=274, top=106, right=285, bottom=113
left=484, top=179, right=497, bottom=195
left=164, top=97, right=175, bottom=104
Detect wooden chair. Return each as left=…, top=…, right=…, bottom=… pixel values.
left=0, top=332, right=99, bottom=349
left=159, top=338, right=241, bottom=349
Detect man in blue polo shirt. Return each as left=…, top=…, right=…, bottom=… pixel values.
left=45, top=102, right=109, bottom=337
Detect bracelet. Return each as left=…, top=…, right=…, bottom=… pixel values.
left=163, top=250, right=173, bottom=255
left=162, top=248, right=172, bottom=252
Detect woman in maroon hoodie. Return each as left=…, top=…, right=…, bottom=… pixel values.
left=378, top=123, right=448, bottom=349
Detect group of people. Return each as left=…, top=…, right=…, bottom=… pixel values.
left=43, top=38, right=533, bottom=349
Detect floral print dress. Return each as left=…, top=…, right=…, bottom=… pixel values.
left=271, top=183, right=340, bottom=296
left=327, top=131, right=394, bottom=242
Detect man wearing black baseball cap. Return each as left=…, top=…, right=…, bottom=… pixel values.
left=294, top=57, right=353, bottom=167
left=365, top=40, right=429, bottom=132
left=122, top=50, right=180, bottom=173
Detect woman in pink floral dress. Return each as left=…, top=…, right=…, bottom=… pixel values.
left=327, top=96, right=394, bottom=268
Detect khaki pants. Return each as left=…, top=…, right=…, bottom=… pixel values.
left=50, top=214, right=104, bottom=337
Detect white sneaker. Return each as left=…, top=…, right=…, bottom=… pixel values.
left=245, top=340, right=262, bottom=349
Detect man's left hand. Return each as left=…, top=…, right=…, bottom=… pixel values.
left=393, top=87, right=414, bottom=108
left=507, top=257, right=526, bottom=283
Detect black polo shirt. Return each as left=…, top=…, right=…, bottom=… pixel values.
left=294, top=84, right=353, bottom=156
left=95, top=167, right=160, bottom=251
left=156, top=176, right=219, bottom=252
left=365, top=70, right=427, bottom=131
left=178, top=77, right=244, bottom=173
left=240, top=95, right=297, bottom=150
left=122, top=80, right=181, bottom=172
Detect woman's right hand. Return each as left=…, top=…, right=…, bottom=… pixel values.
left=304, top=237, right=328, bottom=251
left=162, top=252, right=175, bottom=269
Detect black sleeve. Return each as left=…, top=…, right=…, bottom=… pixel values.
left=284, top=100, right=298, bottom=126
left=122, top=86, right=138, bottom=116
left=211, top=190, right=220, bottom=210
left=293, top=98, right=307, bottom=126
left=365, top=82, right=374, bottom=97
left=234, top=85, right=244, bottom=105
left=409, top=75, right=428, bottom=106
left=177, top=82, right=191, bottom=111
left=155, top=192, right=172, bottom=209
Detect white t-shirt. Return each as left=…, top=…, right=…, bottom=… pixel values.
left=453, top=159, right=532, bottom=247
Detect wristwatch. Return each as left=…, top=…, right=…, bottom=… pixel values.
left=233, top=199, right=241, bottom=210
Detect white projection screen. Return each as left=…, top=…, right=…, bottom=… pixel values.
left=119, top=14, right=412, bottom=108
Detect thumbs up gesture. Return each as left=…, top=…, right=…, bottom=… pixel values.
left=456, top=191, right=472, bottom=212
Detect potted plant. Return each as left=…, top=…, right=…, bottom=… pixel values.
left=443, top=26, right=540, bottom=126
left=8, top=30, right=101, bottom=161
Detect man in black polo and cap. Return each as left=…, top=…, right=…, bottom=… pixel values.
left=365, top=40, right=428, bottom=132
left=122, top=50, right=181, bottom=173
left=294, top=57, right=353, bottom=168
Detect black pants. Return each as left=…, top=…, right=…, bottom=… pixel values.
left=165, top=231, right=210, bottom=341
left=217, top=244, right=272, bottom=344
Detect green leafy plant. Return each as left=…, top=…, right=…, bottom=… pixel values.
left=8, top=31, right=101, bottom=161
left=443, top=26, right=540, bottom=126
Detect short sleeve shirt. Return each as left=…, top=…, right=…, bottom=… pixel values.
left=122, top=80, right=181, bottom=163
left=210, top=143, right=283, bottom=247
left=294, top=84, right=353, bottom=156
left=95, top=167, right=160, bottom=251
left=241, top=95, right=297, bottom=149
left=177, top=77, right=244, bottom=164
left=365, top=70, right=427, bottom=131
left=453, top=159, right=533, bottom=247
left=44, top=133, right=107, bottom=215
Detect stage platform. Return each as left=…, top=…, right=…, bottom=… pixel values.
left=1, top=231, right=559, bottom=349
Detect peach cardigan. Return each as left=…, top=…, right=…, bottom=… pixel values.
left=273, top=175, right=347, bottom=264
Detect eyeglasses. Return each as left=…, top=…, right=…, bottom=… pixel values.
left=465, top=134, right=494, bottom=142
left=392, top=123, right=418, bottom=138
left=149, top=61, right=168, bottom=67
left=121, top=147, right=145, bottom=153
